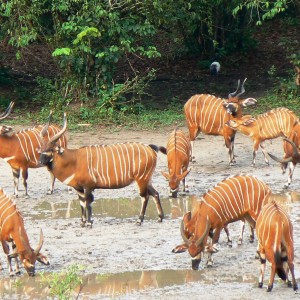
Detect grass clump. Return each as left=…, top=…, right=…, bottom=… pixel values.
left=40, top=264, right=84, bottom=300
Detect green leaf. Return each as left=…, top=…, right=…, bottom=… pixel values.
left=73, top=27, right=100, bottom=45
left=96, top=52, right=106, bottom=58
left=52, top=48, right=72, bottom=56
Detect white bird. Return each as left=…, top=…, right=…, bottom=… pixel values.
left=210, top=61, right=221, bottom=76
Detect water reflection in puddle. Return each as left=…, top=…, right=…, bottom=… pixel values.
left=3, top=191, right=300, bottom=298
left=33, top=195, right=199, bottom=221
left=32, top=191, right=300, bottom=221
left=0, top=269, right=258, bottom=299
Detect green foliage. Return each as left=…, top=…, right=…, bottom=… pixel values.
left=11, top=278, right=23, bottom=289
left=250, top=76, right=300, bottom=116
left=0, top=0, right=299, bottom=117
left=290, top=52, right=300, bottom=68
left=52, top=48, right=72, bottom=56
left=233, top=0, right=290, bottom=25
left=97, top=69, right=156, bottom=113
left=106, top=101, right=185, bottom=130
left=0, top=0, right=162, bottom=105
left=40, top=264, right=84, bottom=300
left=267, top=65, right=277, bottom=77
left=49, top=1, right=161, bottom=101
left=33, top=77, right=63, bottom=108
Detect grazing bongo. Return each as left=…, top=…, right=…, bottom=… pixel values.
left=256, top=201, right=298, bottom=292
left=38, top=113, right=165, bottom=227
left=161, top=128, right=191, bottom=198
left=173, top=174, right=271, bottom=270
left=226, top=107, right=298, bottom=166
left=0, top=104, right=67, bottom=197
left=0, top=188, right=48, bottom=276
left=184, top=79, right=257, bottom=165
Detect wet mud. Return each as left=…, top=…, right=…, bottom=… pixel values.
left=1, top=128, right=300, bottom=299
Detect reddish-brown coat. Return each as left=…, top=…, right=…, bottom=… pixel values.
left=38, top=114, right=165, bottom=226
left=0, top=188, right=47, bottom=276
left=184, top=79, right=256, bottom=165
left=173, top=175, right=271, bottom=270
left=0, top=103, right=67, bottom=197
left=256, top=201, right=298, bottom=292
left=162, top=129, right=191, bottom=197
left=226, top=107, right=298, bottom=166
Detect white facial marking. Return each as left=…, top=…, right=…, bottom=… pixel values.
left=191, top=253, right=201, bottom=260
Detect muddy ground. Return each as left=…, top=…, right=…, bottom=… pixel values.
left=1, top=126, right=300, bottom=299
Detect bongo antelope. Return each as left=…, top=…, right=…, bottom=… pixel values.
left=268, top=127, right=300, bottom=188
left=0, top=188, right=48, bottom=276
left=161, top=128, right=191, bottom=198
left=226, top=107, right=298, bottom=166
left=0, top=103, right=67, bottom=197
left=38, top=113, right=165, bottom=227
left=184, top=79, right=257, bottom=165
left=173, top=174, right=271, bottom=270
left=256, top=201, right=298, bottom=292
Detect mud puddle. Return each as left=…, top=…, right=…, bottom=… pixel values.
left=0, top=268, right=259, bottom=300
left=2, top=266, right=300, bottom=299
left=2, top=191, right=300, bottom=300
left=31, top=196, right=198, bottom=221
left=30, top=191, right=300, bottom=222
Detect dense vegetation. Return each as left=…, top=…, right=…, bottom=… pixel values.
left=0, top=0, right=299, bottom=128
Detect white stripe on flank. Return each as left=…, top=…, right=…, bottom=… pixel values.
left=0, top=195, right=11, bottom=212
left=218, top=180, right=241, bottom=216
left=85, top=147, right=91, bottom=180
left=24, top=130, right=38, bottom=164
left=138, top=145, right=148, bottom=181
left=273, top=222, right=279, bottom=253
left=204, top=97, right=218, bottom=131
left=111, top=144, right=120, bottom=185
left=99, top=146, right=107, bottom=186
left=1, top=210, right=17, bottom=233
left=124, top=145, right=131, bottom=179
left=0, top=192, right=21, bottom=235
left=207, top=189, right=232, bottom=220
left=89, top=146, right=97, bottom=183
left=201, top=198, right=223, bottom=221
left=225, top=179, right=243, bottom=214
left=103, top=146, right=111, bottom=187
left=94, top=146, right=101, bottom=183
left=193, top=95, right=200, bottom=124
left=19, top=131, right=31, bottom=162
left=120, top=144, right=127, bottom=183
left=207, top=100, right=223, bottom=132
left=198, top=95, right=208, bottom=123
left=15, top=133, right=29, bottom=161
left=130, top=144, right=136, bottom=175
